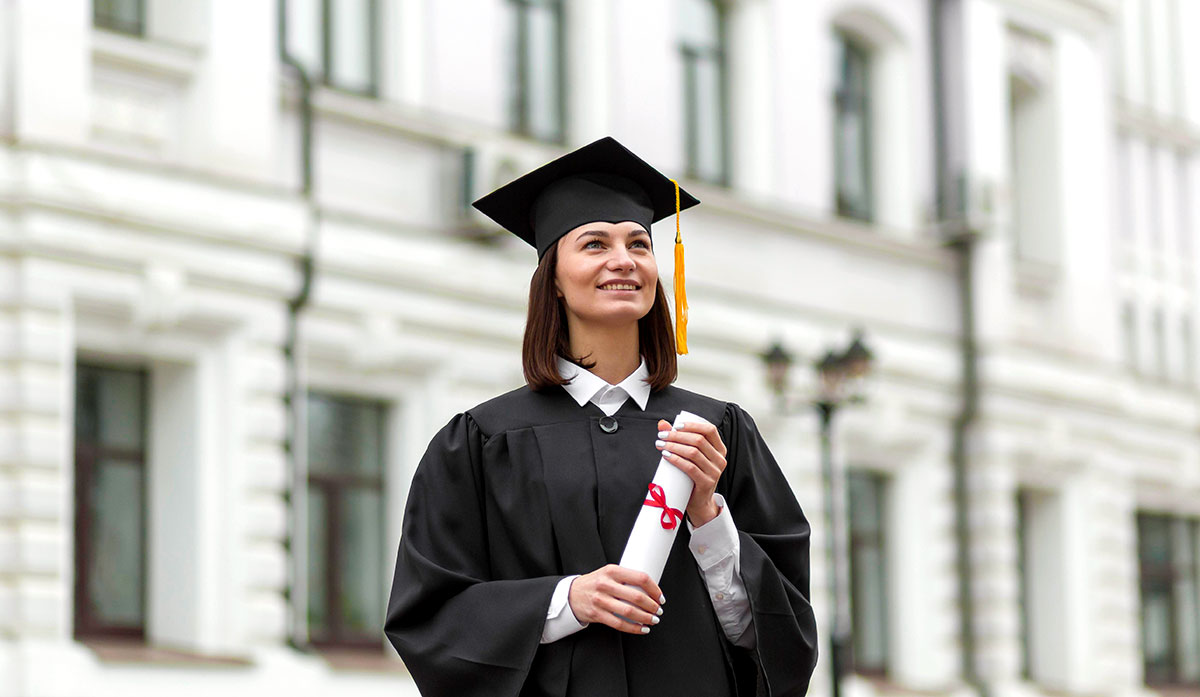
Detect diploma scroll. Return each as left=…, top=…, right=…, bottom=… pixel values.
left=618, top=410, right=713, bottom=585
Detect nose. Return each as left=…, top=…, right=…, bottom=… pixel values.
left=607, top=244, right=635, bottom=271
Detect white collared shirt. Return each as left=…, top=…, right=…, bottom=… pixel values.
left=540, top=357, right=755, bottom=648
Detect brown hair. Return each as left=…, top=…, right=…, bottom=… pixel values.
left=522, top=243, right=678, bottom=392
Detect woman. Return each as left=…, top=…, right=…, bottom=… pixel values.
left=384, top=137, right=817, bottom=697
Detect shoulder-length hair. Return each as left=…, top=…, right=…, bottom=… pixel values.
left=522, top=243, right=678, bottom=392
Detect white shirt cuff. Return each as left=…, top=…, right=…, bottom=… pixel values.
left=541, top=575, right=588, bottom=644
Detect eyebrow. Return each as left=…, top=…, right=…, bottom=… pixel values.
left=577, top=228, right=651, bottom=240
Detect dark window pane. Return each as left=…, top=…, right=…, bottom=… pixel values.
left=834, top=33, right=872, bottom=221
left=94, top=0, right=144, bottom=36
left=86, top=459, right=145, bottom=627
left=307, top=394, right=385, bottom=475
left=307, top=487, right=329, bottom=635
left=1176, top=521, right=1199, bottom=683
left=306, top=392, right=386, bottom=646
left=1016, top=491, right=1030, bottom=678
left=75, top=363, right=147, bottom=639
left=680, top=0, right=725, bottom=183
left=75, top=366, right=144, bottom=450
left=847, top=470, right=887, bottom=674
left=1138, top=513, right=1200, bottom=686
left=339, top=488, right=384, bottom=635
left=508, top=0, right=563, bottom=141
left=525, top=2, right=562, bottom=141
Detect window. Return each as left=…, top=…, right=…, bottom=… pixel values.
left=1154, top=308, right=1167, bottom=378
left=1138, top=513, right=1200, bottom=686
left=505, top=0, right=565, bottom=143
left=283, top=0, right=379, bottom=96
left=1016, top=490, right=1033, bottom=679
left=679, top=0, right=727, bottom=184
left=73, top=364, right=148, bottom=639
left=833, top=32, right=872, bottom=221
left=1183, top=315, right=1194, bottom=383
left=847, top=470, right=888, bottom=674
left=306, top=393, right=387, bottom=647
left=1123, top=301, right=1138, bottom=372
left=94, top=0, right=145, bottom=36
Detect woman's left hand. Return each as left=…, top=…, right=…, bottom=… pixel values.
left=655, top=419, right=728, bottom=527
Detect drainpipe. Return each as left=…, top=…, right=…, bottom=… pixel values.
left=930, top=2, right=987, bottom=697
left=278, top=0, right=316, bottom=653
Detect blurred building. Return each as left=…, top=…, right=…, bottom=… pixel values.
left=0, top=0, right=1197, bottom=696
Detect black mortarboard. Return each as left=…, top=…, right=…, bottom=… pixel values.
left=471, top=136, right=700, bottom=258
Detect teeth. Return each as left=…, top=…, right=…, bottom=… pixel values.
left=600, top=284, right=638, bottom=290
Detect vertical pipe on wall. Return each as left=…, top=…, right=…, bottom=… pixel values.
left=931, top=1, right=987, bottom=696
left=278, top=0, right=317, bottom=653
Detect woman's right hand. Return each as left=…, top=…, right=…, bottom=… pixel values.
left=568, top=564, right=664, bottom=635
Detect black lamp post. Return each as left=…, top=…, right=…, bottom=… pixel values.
left=761, top=330, right=874, bottom=697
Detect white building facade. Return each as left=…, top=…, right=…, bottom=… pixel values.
left=0, top=0, right=1197, bottom=696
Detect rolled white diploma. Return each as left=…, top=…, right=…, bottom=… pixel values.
left=618, top=410, right=713, bottom=585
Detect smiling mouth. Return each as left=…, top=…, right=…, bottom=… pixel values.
left=597, top=283, right=641, bottom=291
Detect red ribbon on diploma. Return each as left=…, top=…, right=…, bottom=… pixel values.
left=644, top=483, right=684, bottom=530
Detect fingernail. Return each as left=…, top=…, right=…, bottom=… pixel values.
left=657, top=431, right=669, bottom=438
left=655, top=439, right=666, bottom=448
left=659, top=594, right=666, bottom=604
left=656, top=607, right=664, bottom=616
left=651, top=616, right=660, bottom=625
left=640, top=626, right=650, bottom=634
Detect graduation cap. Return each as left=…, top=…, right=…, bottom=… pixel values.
left=471, top=136, right=700, bottom=354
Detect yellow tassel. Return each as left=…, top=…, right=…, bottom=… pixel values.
left=670, top=179, right=687, bottom=355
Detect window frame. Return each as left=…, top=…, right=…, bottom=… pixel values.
left=280, top=0, right=381, bottom=98
left=846, top=468, right=889, bottom=676
left=833, top=30, right=873, bottom=222
left=1137, top=512, right=1200, bottom=687
left=679, top=0, right=730, bottom=186
left=73, top=363, right=150, bottom=641
left=93, top=0, right=146, bottom=37
left=305, top=392, right=388, bottom=650
left=507, top=0, right=567, bottom=144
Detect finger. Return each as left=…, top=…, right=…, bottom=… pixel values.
left=608, top=581, right=663, bottom=617
left=593, top=598, right=654, bottom=634
left=659, top=442, right=720, bottom=480
left=660, top=432, right=723, bottom=470
left=678, top=421, right=727, bottom=458
left=608, top=567, right=665, bottom=608
left=603, top=597, right=660, bottom=627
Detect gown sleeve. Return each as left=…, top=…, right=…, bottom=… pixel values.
left=719, top=402, right=820, bottom=697
left=384, top=412, right=561, bottom=697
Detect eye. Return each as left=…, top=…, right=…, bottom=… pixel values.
left=583, top=239, right=604, bottom=250
left=629, top=239, right=650, bottom=249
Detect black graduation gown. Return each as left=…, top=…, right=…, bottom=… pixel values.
left=384, top=384, right=818, bottom=697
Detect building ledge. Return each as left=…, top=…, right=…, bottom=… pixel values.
left=81, top=639, right=253, bottom=668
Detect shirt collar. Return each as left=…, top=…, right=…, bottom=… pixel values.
left=557, top=356, right=651, bottom=411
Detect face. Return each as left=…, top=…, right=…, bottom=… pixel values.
left=554, top=221, right=658, bottom=329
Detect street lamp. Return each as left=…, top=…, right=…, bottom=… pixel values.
left=761, top=330, right=874, bottom=697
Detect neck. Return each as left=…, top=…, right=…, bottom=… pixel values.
left=566, top=319, right=641, bottom=385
